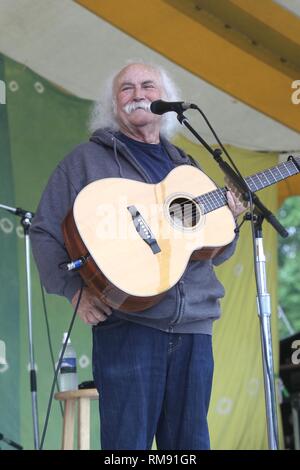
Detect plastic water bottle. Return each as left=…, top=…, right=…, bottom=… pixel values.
left=59, top=332, right=78, bottom=392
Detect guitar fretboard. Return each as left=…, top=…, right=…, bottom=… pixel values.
left=195, top=157, right=300, bottom=215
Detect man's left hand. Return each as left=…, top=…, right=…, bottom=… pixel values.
left=226, top=190, right=249, bottom=219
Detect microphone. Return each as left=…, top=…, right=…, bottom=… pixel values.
left=150, top=99, right=196, bottom=115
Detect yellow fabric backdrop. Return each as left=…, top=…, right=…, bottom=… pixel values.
left=173, top=135, right=283, bottom=449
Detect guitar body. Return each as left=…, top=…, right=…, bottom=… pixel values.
left=62, top=165, right=235, bottom=312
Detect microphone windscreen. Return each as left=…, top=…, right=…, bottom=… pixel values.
left=150, top=100, right=167, bottom=115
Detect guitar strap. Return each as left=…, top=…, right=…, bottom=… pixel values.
left=173, top=145, right=203, bottom=171
left=187, top=153, right=202, bottom=170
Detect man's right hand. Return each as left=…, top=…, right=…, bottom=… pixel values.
left=71, top=288, right=112, bottom=325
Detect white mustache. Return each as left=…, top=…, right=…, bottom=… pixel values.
left=123, top=100, right=151, bottom=114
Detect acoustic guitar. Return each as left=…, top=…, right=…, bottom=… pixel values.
left=62, top=156, right=299, bottom=312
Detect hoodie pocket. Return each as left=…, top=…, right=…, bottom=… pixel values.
left=170, top=280, right=185, bottom=326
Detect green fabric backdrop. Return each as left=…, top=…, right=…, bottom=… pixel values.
left=0, top=53, right=98, bottom=450
left=0, top=53, right=20, bottom=450
left=0, top=53, right=282, bottom=449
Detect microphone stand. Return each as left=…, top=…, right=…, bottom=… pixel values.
left=176, top=112, right=288, bottom=449
left=0, top=203, right=39, bottom=450
left=251, top=209, right=280, bottom=450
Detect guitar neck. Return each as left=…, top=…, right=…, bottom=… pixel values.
left=196, top=157, right=300, bottom=214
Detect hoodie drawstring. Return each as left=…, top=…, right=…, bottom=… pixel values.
left=113, top=137, right=124, bottom=178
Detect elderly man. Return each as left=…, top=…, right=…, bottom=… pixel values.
left=30, top=62, right=246, bottom=450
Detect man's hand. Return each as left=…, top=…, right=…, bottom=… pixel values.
left=71, top=288, right=112, bottom=325
left=225, top=178, right=249, bottom=219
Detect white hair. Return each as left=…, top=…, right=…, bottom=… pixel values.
left=88, top=60, right=182, bottom=139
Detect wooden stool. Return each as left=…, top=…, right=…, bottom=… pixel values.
left=54, top=388, right=99, bottom=450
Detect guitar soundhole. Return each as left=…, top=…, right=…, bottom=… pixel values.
left=168, top=197, right=201, bottom=230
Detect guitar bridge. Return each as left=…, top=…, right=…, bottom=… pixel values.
left=127, top=205, right=161, bottom=255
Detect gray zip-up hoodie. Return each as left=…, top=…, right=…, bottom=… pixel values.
left=30, top=129, right=238, bottom=334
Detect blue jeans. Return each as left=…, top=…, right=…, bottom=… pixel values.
left=92, top=321, right=214, bottom=450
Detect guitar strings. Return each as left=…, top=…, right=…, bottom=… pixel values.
left=167, top=157, right=299, bottom=221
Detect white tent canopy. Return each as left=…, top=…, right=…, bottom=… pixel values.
left=0, top=0, right=299, bottom=151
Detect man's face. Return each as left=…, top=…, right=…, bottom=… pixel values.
left=113, top=64, right=164, bottom=132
